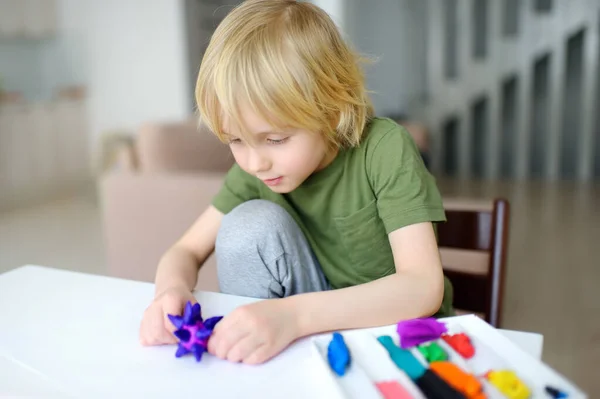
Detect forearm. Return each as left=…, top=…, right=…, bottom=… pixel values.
left=154, top=246, right=201, bottom=296
left=291, top=270, right=444, bottom=336
left=153, top=205, right=223, bottom=297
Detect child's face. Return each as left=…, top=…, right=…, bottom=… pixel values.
left=223, top=105, right=335, bottom=193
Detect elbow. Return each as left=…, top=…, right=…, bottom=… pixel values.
left=423, top=270, right=445, bottom=317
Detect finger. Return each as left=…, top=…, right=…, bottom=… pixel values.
left=213, top=303, right=254, bottom=332
left=139, top=309, right=151, bottom=345
left=162, top=300, right=187, bottom=334
left=226, top=335, right=263, bottom=363
left=139, top=323, right=151, bottom=346
left=242, top=343, right=272, bottom=365
left=140, top=307, right=164, bottom=346
left=210, top=327, right=250, bottom=359
left=207, top=303, right=259, bottom=356
left=149, top=306, right=177, bottom=345
left=207, top=313, right=241, bottom=354
left=211, top=312, right=236, bottom=335
left=160, top=331, right=178, bottom=345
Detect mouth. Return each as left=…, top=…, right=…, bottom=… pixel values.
left=262, top=176, right=283, bottom=186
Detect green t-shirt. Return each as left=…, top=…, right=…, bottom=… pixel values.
left=212, top=117, right=454, bottom=317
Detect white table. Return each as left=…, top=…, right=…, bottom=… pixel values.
left=0, top=265, right=544, bottom=398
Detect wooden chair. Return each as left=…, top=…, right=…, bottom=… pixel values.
left=437, top=198, right=510, bottom=327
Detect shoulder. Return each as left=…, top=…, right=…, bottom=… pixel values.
left=358, top=119, right=445, bottom=232
left=359, top=117, right=422, bottom=169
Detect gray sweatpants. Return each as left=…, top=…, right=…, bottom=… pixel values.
left=214, top=200, right=330, bottom=298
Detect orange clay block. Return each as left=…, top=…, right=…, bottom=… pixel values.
left=375, top=381, right=414, bottom=399
left=429, top=362, right=486, bottom=399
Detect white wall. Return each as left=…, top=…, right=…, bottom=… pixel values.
left=82, top=0, right=191, bottom=150
left=0, top=1, right=87, bottom=101
left=39, top=0, right=89, bottom=97
left=1, top=0, right=192, bottom=155
left=310, top=0, right=345, bottom=32
left=344, top=0, right=428, bottom=117
left=311, top=0, right=428, bottom=118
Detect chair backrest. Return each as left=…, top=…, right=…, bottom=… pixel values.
left=437, top=198, right=510, bottom=327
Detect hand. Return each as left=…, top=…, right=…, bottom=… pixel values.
left=139, top=285, right=197, bottom=346
left=207, top=298, right=300, bottom=364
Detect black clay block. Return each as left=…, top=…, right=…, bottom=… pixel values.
left=415, top=369, right=467, bottom=399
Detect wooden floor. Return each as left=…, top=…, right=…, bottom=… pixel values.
left=0, top=179, right=598, bottom=392
left=437, top=178, right=600, bottom=392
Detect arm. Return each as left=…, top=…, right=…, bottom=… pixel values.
left=154, top=205, right=224, bottom=296
left=291, top=221, right=444, bottom=336
left=154, top=163, right=259, bottom=296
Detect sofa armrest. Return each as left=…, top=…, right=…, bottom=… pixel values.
left=99, top=171, right=225, bottom=292
left=136, top=120, right=234, bottom=173
left=114, top=142, right=138, bottom=171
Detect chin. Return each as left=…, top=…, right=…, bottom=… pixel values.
left=268, top=185, right=293, bottom=194
left=267, top=181, right=298, bottom=194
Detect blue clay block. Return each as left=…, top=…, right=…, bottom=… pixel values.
left=174, top=329, right=191, bottom=342
left=327, top=332, right=351, bottom=376
left=204, top=316, right=224, bottom=330
left=377, top=335, right=426, bottom=380
left=192, top=344, right=205, bottom=362
left=168, top=314, right=184, bottom=330
left=175, top=344, right=190, bottom=358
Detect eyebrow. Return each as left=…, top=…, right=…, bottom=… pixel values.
left=256, top=130, right=286, bottom=136
left=224, top=130, right=286, bottom=138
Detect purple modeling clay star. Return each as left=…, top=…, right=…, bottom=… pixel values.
left=167, top=301, right=223, bottom=362
left=396, top=317, right=447, bottom=349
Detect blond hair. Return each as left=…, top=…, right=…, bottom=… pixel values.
left=195, top=0, right=373, bottom=149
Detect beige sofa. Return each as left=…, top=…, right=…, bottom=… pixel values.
left=99, top=119, right=233, bottom=292
left=99, top=118, right=432, bottom=293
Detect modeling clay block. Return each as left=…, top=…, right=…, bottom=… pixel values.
left=415, top=369, right=467, bottom=399
left=429, top=362, right=486, bottom=399
left=486, top=370, right=530, bottom=399
left=418, top=342, right=448, bottom=362
left=327, top=332, right=351, bottom=376
left=545, top=386, right=568, bottom=398
left=441, top=333, right=475, bottom=359
left=377, top=335, right=426, bottom=380
left=375, top=381, right=414, bottom=399
left=396, top=318, right=448, bottom=348
left=167, top=301, right=223, bottom=362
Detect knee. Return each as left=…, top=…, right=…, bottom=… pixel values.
left=215, top=200, right=293, bottom=252
left=219, top=199, right=291, bottom=231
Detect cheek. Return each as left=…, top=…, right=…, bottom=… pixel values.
left=229, top=144, right=244, bottom=161
left=284, top=145, right=321, bottom=172
left=230, top=146, right=246, bottom=166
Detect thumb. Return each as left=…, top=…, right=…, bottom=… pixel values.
left=163, top=295, right=197, bottom=334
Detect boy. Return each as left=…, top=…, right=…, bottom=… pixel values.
left=139, top=0, right=453, bottom=365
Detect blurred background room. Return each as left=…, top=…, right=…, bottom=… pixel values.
left=0, top=0, right=599, bottom=392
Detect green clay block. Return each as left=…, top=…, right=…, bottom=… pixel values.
left=418, top=342, right=448, bottom=363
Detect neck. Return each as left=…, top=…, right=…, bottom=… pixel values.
left=315, top=146, right=339, bottom=172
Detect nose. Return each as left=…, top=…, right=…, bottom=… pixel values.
left=246, top=148, right=271, bottom=174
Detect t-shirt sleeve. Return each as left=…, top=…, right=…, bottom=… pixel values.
left=367, top=124, right=446, bottom=234
left=211, top=163, right=260, bottom=214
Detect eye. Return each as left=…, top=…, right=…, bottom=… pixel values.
left=228, top=138, right=242, bottom=145
left=267, top=137, right=288, bottom=145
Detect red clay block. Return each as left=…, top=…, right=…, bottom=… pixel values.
left=442, top=333, right=475, bottom=359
